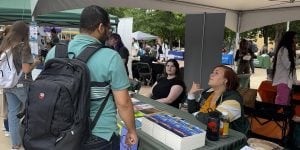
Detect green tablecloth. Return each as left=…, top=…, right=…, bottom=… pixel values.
left=133, top=94, right=247, bottom=150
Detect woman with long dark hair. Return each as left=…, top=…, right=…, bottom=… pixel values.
left=235, top=39, right=252, bottom=74
left=108, top=33, right=129, bottom=75
left=0, top=21, right=39, bottom=150
left=150, top=59, right=186, bottom=108
left=272, top=31, right=298, bottom=105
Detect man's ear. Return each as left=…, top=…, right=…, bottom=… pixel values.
left=97, top=23, right=105, bottom=33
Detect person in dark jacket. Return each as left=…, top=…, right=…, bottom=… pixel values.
left=50, top=28, right=59, bottom=48
left=235, top=39, right=252, bottom=74
left=187, top=65, right=248, bottom=134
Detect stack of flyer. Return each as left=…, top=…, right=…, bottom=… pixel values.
left=142, top=113, right=206, bottom=150
left=131, top=98, right=162, bottom=115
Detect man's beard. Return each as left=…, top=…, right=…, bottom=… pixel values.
left=99, top=31, right=108, bottom=44
left=99, top=36, right=107, bottom=44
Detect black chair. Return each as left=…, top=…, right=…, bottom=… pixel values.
left=290, top=85, right=300, bottom=149
left=247, top=101, right=293, bottom=146
left=137, top=62, right=152, bottom=86
left=128, top=79, right=141, bottom=94
left=131, top=61, right=139, bottom=79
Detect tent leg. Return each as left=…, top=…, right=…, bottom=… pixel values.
left=233, top=12, right=241, bottom=70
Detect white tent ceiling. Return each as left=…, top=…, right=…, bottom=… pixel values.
left=132, top=31, right=157, bottom=40
left=31, top=0, right=300, bottom=33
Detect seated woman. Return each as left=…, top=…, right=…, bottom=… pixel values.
left=150, top=59, right=186, bottom=108
left=187, top=65, right=248, bottom=133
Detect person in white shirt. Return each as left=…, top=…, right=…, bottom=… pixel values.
left=156, top=37, right=168, bottom=60
left=131, top=38, right=139, bottom=56
left=272, top=31, right=298, bottom=105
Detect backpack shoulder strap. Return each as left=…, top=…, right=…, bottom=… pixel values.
left=55, top=43, right=68, bottom=58
left=76, top=44, right=111, bottom=129
left=77, top=44, right=109, bottom=63
left=90, top=90, right=112, bottom=129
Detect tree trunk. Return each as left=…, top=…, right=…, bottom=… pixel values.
left=169, top=37, right=173, bottom=50
left=262, top=27, right=269, bottom=47
left=274, top=23, right=285, bottom=50
left=228, top=37, right=233, bottom=51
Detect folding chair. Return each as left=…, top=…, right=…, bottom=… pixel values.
left=257, top=80, right=277, bottom=103
left=237, top=74, right=256, bottom=117
left=238, top=88, right=257, bottom=115
left=291, top=85, right=300, bottom=118
left=237, top=74, right=251, bottom=89
left=137, top=62, right=152, bottom=86
left=128, top=79, right=141, bottom=94
left=290, top=85, right=300, bottom=148
left=247, top=101, right=292, bottom=146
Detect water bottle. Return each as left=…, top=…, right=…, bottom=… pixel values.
left=220, top=111, right=229, bottom=137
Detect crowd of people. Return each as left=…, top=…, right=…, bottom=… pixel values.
left=0, top=6, right=137, bottom=150
left=0, top=4, right=299, bottom=150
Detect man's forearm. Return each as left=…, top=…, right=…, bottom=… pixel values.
left=118, top=103, right=136, bottom=132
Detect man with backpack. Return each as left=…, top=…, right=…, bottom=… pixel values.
left=26, top=5, right=137, bottom=150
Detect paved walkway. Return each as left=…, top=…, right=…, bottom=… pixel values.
left=1, top=67, right=299, bottom=149
left=0, top=119, right=11, bottom=149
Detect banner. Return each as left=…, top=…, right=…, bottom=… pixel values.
left=29, top=22, right=39, bottom=55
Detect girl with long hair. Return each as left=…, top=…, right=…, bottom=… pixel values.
left=272, top=31, right=298, bottom=105
left=235, top=39, right=252, bottom=74
left=107, top=33, right=129, bottom=75
left=0, top=21, right=39, bottom=150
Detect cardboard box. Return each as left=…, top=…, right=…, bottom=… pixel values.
left=141, top=117, right=206, bottom=150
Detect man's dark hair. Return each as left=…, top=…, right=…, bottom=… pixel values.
left=51, top=28, right=57, bottom=34
left=80, top=5, right=110, bottom=33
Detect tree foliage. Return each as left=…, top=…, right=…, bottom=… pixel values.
left=223, top=28, right=235, bottom=50
left=107, top=7, right=300, bottom=50
left=290, top=21, right=300, bottom=48
left=106, top=8, right=185, bottom=49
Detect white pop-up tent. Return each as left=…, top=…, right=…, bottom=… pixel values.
left=132, top=31, right=157, bottom=41
left=30, top=0, right=300, bottom=49
left=31, top=0, right=300, bottom=33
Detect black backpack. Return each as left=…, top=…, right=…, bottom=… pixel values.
left=23, top=43, right=110, bottom=150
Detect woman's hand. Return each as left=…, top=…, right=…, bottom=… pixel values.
left=189, top=82, right=203, bottom=95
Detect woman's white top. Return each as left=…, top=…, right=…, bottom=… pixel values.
left=272, top=47, right=297, bottom=88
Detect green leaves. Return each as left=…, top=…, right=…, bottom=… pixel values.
left=106, top=8, right=185, bottom=48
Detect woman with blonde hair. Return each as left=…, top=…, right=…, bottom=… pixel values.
left=0, top=21, right=39, bottom=150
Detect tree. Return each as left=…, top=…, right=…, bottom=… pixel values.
left=146, top=10, right=185, bottom=49
left=289, top=20, right=300, bottom=48
left=240, top=29, right=259, bottom=41
left=106, top=8, right=185, bottom=49
left=273, top=23, right=286, bottom=49
left=223, top=28, right=235, bottom=51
